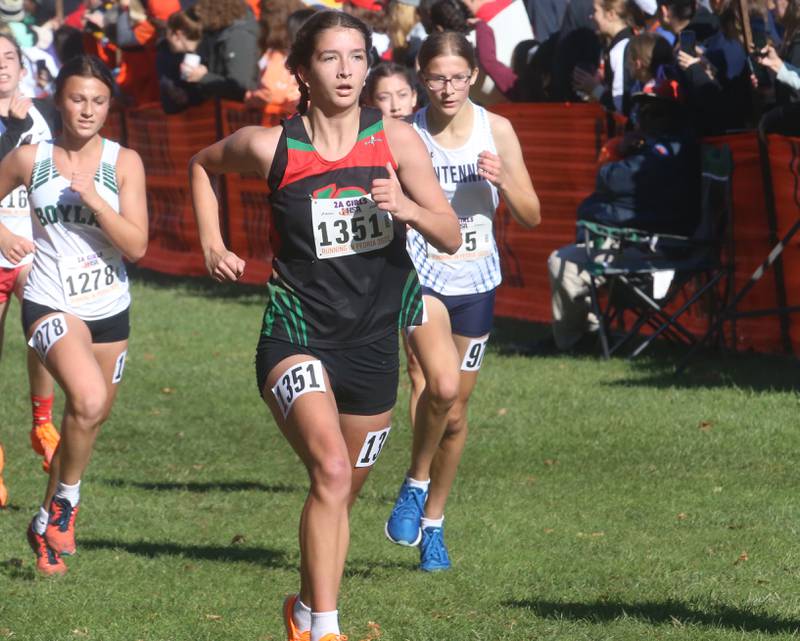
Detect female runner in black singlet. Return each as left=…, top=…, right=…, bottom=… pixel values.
left=189, top=11, right=460, bottom=641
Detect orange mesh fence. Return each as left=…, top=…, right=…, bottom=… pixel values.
left=109, top=100, right=798, bottom=354
left=489, top=102, right=606, bottom=321
left=767, top=135, right=800, bottom=352
left=128, top=101, right=218, bottom=277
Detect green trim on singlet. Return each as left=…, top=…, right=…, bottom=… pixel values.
left=398, top=271, right=422, bottom=328
left=263, top=281, right=308, bottom=346
left=96, top=161, right=118, bottom=195
left=357, top=119, right=384, bottom=142
left=31, top=157, right=54, bottom=190
left=286, top=137, right=315, bottom=153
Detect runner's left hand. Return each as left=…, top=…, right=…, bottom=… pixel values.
left=477, top=150, right=506, bottom=189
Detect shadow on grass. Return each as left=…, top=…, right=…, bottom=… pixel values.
left=604, top=348, right=800, bottom=394
left=100, top=478, right=303, bottom=494
left=491, top=316, right=800, bottom=394
left=344, top=558, right=419, bottom=578
left=0, top=558, right=36, bottom=581
left=128, top=265, right=266, bottom=304
left=80, top=538, right=291, bottom=569
left=505, top=599, right=800, bottom=634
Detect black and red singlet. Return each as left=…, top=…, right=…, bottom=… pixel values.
left=262, top=107, right=423, bottom=348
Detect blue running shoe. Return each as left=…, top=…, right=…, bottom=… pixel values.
left=420, top=525, right=451, bottom=572
left=385, top=480, right=426, bottom=546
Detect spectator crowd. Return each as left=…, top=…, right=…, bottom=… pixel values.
left=0, top=0, right=796, bottom=134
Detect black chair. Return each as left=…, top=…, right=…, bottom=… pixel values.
left=576, top=143, right=734, bottom=359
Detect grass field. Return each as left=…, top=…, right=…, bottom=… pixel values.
left=1, top=269, right=800, bottom=641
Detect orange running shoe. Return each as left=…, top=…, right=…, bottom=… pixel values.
left=27, top=521, right=67, bottom=576
left=45, top=497, right=78, bottom=555
left=0, top=444, right=7, bottom=508
left=30, top=422, right=60, bottom=473
left=283, top=595, right=311, bottom=641
left=317, top=635, right=347, bottom=641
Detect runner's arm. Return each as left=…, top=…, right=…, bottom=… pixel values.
left=189, top=125, right=280, bottom=281
left=0, top=146, right=36, bottom=264
left=488, top=114, right=541, bottom=229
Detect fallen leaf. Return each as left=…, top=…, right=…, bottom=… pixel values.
left=0, top=628, right=13, bottom=638
left=699, top=420, right=713, bottom=432
left=544, top=528, right=554, bottom=534
left=230, top=534, right=246, bottom=545
left=192, top=464, right=204, bottom=470
left=544, top=459, right=558, bottom=466
left=205, top=614, right=223, bottom=621
left=161, top=387, right=174, bottom=394
left=734, top=551, right=749, bottom=565
left=676, top=513, right=688, bottom=520
left=497, top=408, right=508, bottom=416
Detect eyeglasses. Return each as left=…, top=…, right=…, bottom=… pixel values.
left=423, top=73, right=471, bottom=91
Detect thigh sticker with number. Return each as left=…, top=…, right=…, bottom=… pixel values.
left=28, top=314, right=68, bottom=361
left=112, top=350, right=127, bottom=384
left=461, top=335, right=489, bottom=371
left=271, top=360, right=327, bottom=418
left=355, top=425, right=391, bottom=468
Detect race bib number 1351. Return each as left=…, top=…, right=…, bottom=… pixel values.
left=312, top=194, right=394, bottom=259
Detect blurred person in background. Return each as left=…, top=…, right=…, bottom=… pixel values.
left=182, top=0, right=259, bottom=102
left=243, top=0, right=309, bottom=116
left=572, top=0, right=635, bottom=114
left=548, top=73, right=700, bottom=352
left=156, top=7, right=204, bottom=112
left=343, top=0, right=392, bottom=59
left=387, top=0, right=425, bottom=66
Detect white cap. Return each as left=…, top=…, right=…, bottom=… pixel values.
left=633, top=0, right=658, bottom=15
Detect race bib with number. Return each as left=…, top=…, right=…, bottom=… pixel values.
left=311, top=194, right=394, bottom=259
left=428, top=214, right=493, bottom=262
left=112, top=350, right=127, bottom=384
left=271, top=360, right=327, bottom=418
left=0, top=185, right=30, bottom=216
left=355, top=426, right=391, bottom=468
left=28, top=313, right=68, bottom=361
left=58, top=247, right=124, bottom=307
left=461, top=335, right=489, bottom=371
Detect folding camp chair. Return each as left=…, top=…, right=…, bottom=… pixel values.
left=576, top=143, right=734, bottom=359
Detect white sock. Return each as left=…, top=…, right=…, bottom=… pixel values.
left=55, top=481, right=80, bottom=507
left=310, top=610, right=339, bottom=641
left=406, top=475, right=430, bottom=491
left=33, top=506, right=49, bottom=535
left=293, top=597, right=311, bottom=633
left=422, top=515, right=444, bottom=529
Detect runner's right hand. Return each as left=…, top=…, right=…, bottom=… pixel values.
left=0, top=232, right=35, bottom=264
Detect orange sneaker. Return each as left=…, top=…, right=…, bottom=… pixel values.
left=27, top=521, right=67, bottom=576
left=45, top=497, right=78, bottom=555
left=283, top=595, right=311, bottom=641
left=0, top=445, right=7, bottom=508
left=317, top=635, right=347, bottom=641
left=30, top=422, right=60, bottom=472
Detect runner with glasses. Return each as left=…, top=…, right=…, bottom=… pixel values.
left=384, top=31, right=541, bottom=572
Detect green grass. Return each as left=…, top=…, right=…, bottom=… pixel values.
left=1, top=269, right=800, bottom=641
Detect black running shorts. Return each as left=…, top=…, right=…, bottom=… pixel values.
left=22, top=300, right=130, bottom=343
left=255, top=330, right=399, bottom=416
